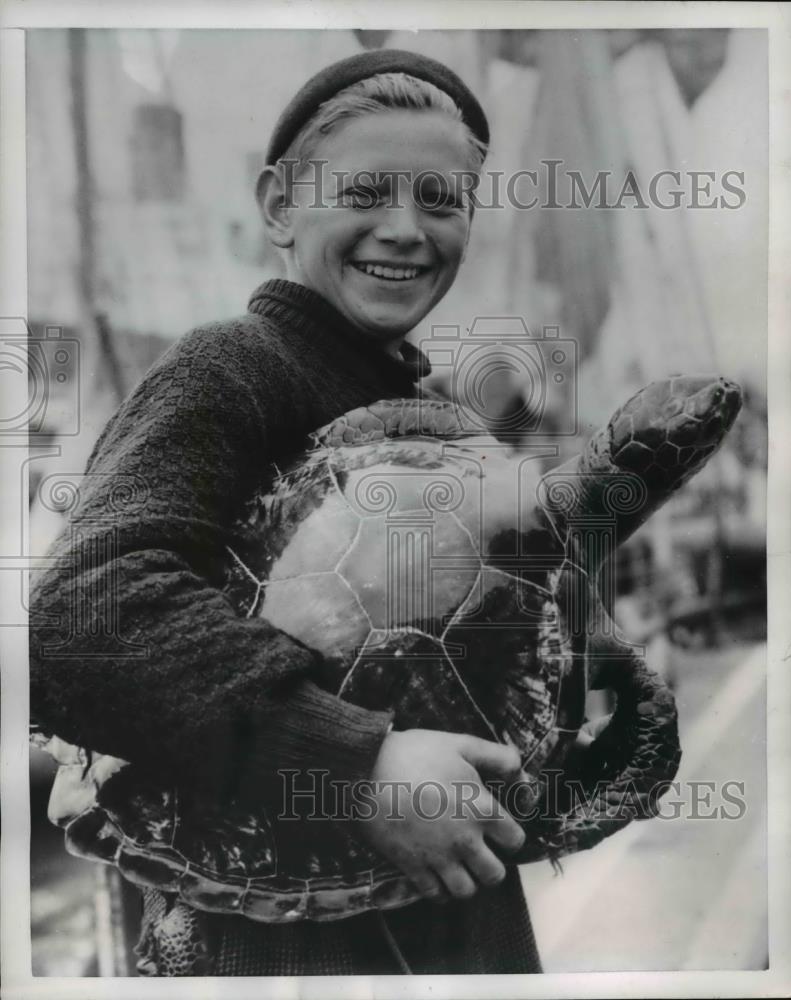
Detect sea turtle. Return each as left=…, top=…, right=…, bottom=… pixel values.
left=35, top=374, right=742, bottom=926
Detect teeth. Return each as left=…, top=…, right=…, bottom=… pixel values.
left=356, top=262, right=422, bottom=281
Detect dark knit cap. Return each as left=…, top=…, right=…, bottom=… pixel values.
left=265, top=48, right=489, bottom=165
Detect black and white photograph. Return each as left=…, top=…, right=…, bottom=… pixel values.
left=1, top=3, right=789, bottom=998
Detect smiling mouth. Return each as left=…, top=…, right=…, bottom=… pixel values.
left=349, top=261, right=431, bottom=282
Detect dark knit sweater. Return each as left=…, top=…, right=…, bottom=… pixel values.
left=29, top=278, right=542, bottom=975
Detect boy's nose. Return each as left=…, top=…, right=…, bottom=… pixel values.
left=372, top=203, right=427, bottom=245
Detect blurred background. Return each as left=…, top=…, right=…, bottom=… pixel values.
left=26, top=28, right=767, bottom=975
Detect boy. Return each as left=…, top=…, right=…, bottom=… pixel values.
left=30, top=49, right=542, bottom=975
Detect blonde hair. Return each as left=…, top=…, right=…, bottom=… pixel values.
left=279, top=71, right=488, bottom=175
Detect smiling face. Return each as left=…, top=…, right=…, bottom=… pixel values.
left=262, top=110, right=476, bottom=355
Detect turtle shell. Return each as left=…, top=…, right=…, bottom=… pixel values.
left=227, top=428, right=588, bottom=761
left=46, top=403, right=589, bottom=922
left=38, top=378, right=743, bottom=922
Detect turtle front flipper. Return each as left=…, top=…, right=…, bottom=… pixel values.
left=538, top=376, right=742, bottom=557
left=507, top=375, right=741, bottom=862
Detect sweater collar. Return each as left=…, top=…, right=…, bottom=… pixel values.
left=247, top=279, right=431, bottom=384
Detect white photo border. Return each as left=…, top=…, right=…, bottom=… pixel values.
left=1, top=2, right=789, bottom=998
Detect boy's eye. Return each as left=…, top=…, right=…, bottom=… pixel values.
left=415, top=187, right=465, bottom=213
left=339, top=186, right=380, bottom=209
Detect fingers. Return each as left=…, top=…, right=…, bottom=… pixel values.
left=462, top=842, right=507, bottom=888
left=439, top=808, right=513, bottom=898
left=436, top=863, right=478, bottom=900
left=404, top=866, right=446, bottom=903
left=436, top=835, right=509, bottom=898
left=457, top=735, right=522, bottom=781
left=479, top=793, right=526, bottom=854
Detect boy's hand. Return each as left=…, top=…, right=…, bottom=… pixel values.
left=356, top=729, right=527, bottom=902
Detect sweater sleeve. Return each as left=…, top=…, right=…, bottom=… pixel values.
left=29, top=322, right=392, bottom=805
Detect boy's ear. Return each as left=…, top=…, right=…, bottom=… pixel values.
left=256, top=165, right=295, bottom=249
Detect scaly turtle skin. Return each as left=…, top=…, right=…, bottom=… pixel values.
left=35, top=375, right=742, bottom=923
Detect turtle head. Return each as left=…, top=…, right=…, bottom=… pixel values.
left=609, top=375, right=742, bottom=491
